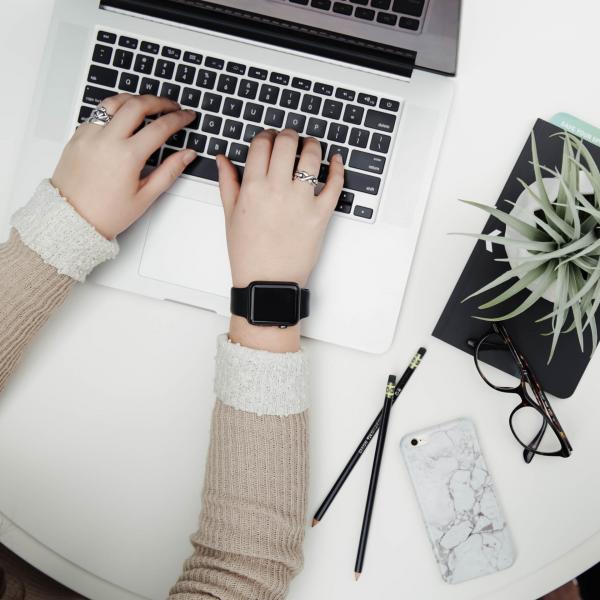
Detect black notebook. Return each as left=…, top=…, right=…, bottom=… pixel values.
left=433, top=118, right=600, bottom=398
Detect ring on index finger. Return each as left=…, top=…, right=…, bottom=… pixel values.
left=85, top=105, right=113, bottom=127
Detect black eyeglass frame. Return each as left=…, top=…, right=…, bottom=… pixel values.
left=470, top=323, right=572, bottom=462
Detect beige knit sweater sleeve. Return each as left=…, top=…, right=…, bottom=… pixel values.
left=1, top=181, right=309, bottom=600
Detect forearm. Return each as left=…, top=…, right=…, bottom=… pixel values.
left=169, top=335, right=309, bottom=600
left=0, top=180, right=118, bottom=393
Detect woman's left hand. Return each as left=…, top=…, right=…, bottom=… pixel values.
left=51, top=93, right=197, bottom=240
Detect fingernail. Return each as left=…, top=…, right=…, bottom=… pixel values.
left=183, top=150, right=196, bottom=165
left=183, top=109, right=196, bottom=115
left=332, top=153, right=343, bottom=163
left=215, top=155, right=222, bottom=170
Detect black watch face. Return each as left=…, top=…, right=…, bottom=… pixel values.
left=250, top=284, right=300, bottom=326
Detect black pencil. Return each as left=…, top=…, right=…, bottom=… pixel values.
left=312, top=348, right=426, bottom=527
left=354, top=375, right=396, bottom=580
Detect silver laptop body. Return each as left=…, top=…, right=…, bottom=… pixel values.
left=10, top=0, right=459, bottom=353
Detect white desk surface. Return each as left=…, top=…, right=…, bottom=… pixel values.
left=1, top=1, right=600, bottom=599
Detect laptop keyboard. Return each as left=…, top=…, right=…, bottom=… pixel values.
left=78, top=28, right=403, bottom=223
left=274, top=0, right=428, bottom=33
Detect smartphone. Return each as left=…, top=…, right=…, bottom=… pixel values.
left=400, top=418, right=515, bottom=584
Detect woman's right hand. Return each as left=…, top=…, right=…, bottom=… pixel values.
left=216, top=128, right=344, bottom=351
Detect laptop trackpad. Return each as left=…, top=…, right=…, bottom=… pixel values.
left=139, top=193, right=231, bottom=296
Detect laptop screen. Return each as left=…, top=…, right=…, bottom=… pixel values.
left=100, top=0, right=460, bottom=75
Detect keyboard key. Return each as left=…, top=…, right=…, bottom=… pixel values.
left=336, top=88, right=356, bottom=102
left=349, top=149, right=385, bottom=173
left=343, top=104, right=364, bottom=124
left=307, top=117, right=327, bottom=137
left=335, top=201, right=352, bottom=214
left=319, top=141, right=328, bottom=159
left=92, top=44, right=113, bottom=65
left=141, top=41, right=160, bottom=54
left=349, top=127, right=369, bottom=148
left=248, top=67, right=268, bottom=80
left=264, top=107, right=285, bottom=128
left=337, top=190, right=354, bottom=211
left=290, top=0, right=309, bottom=4
left=184, top=155, right=219, bottom=180
left=314, top=82, right=333, bottom=96
left=399, top=16, right=419, bottom=30
left=162, top=46, right=181, bottom=60
left=217, top=74, right=238, bottom=94
left=379, top=97, right=400, bottom=112
left=155, top=59, right=175, bottom=79
left=365, top=109, right=396, bottom=132
left=392, top=0, right=424, bottom=16
left=354, top=205, right=374, bottom=219
left=228, top=143, right=249, bottom=162
left=183, top=51, right=203, bottom=65
left=176, top=64, right=196, bottom=84
left=369, top=132, right=391, bottom=153
left=244, top=124, right=264, bottom=142
left=114, top=49, right=133, bottom=70
left=301, top=94, right=322, bottom=115
left=223, top=120, right=243, bottom=139
left=134, top=54, right=154, bottom=74
left=97, top=31, right=116, bottom=44
left=202, top=115, right=223, bottom=134
left=167, top=129, right=186, bottom=148
left=205, top=56, right=224, bottom=70
left=285, top=113, right=306, bottom=133
left=146, top=149, right=160, bottom=166
left=243, top=103, right=264, bottom=122
left=202, top=92, right=223, bottom=112
left=88, top=65, right=118, bottom=87
left=119, top=72, right=139, bottom=93
left=223, top=97, right=243, bottom=117
left=197, top=69, right=217, bottom=89
left=207, top=138, right=227, bottom=155
left=355, top=7, right=375, bottom=20
left=322, top=99, right=342, bottom=119
left=270, top=72, right=289, bottom=85
left=333, top=2, right=353, bottom=14
left=376, top=12, right=397, bottom=25
left=238, top=79, right=259, bottom=99
left=327, top=123, right=348, bottom=143
left=259, top=84, right=280, bottom=105
left=82, top=85, right=114, bottom=106
left=358, top=93, right=377, bottom=106
left=160, top=82, right=181, bottom=101
left=311, top=0, right=332, bottom=9
left=292, top=77, right=311, bottom=91
left=119, top=35, right=138, bottom=50
left=187, top=111, right=201, bottom=130
left=280, top=89, right=300, bottom=110
left=78, top=105, right=93, bottom=123
left=140, top=77, right=160, bottom=95
left=351, top=0, right=368, bottom=5
left=181, top=87, right=201, bottom=108
left=186, top=132, right=207, bottom=152
left=328, top=145, right=348, bottom=164
left=372, top=0, right=391, bottom=8
left=227, top=61, right=246, bottom=75
left=346, top=170, right=380, bottom=194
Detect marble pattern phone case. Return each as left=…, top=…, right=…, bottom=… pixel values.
left=401, top=418, right=515, bottom=584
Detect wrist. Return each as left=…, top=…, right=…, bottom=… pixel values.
left=229, top=316, right=301, bottom=352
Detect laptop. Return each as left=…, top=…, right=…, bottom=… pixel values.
left=10, top=0, right=460, bottom=353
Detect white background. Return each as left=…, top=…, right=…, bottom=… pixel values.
left=1, top=1, right=600, bottom=599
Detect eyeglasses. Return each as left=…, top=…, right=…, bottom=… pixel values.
left=468, top=323, right=572, bottom=463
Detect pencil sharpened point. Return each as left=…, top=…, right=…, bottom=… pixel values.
left=354, top=572, right=361, bottom=581
left=311, top=518, right=319, bottom=527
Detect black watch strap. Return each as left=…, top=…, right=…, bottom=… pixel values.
left=231, top=284, right=310, bottom=321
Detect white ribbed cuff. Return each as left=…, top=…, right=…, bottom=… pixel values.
left=214, top=334, right=309, bottom=416
left=11, top=179, right=119, bottom=282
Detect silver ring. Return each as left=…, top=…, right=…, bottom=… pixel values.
left=85, top=105, right=113, bottom=127
left=293, top=170, right=319, bottom=187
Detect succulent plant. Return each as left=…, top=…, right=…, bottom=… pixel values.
left=458, top=131, right=600, bottom=362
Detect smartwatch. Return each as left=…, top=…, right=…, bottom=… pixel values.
left=230, top=281, right=310, bottom=328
